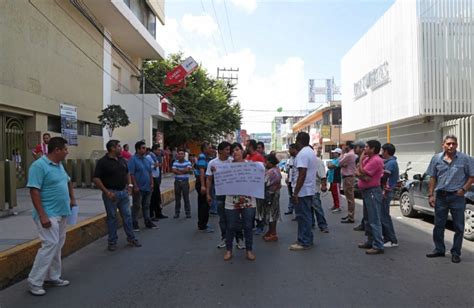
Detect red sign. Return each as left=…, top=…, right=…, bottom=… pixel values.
left=165, top=66, right=187, bottom=86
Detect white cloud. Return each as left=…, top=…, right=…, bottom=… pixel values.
left=230, top=0, right=257, bottom=14
left=156, top=13, right=306, bottom=134
left=181, top=14, right=218, bottom=37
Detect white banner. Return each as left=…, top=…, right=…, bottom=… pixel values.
left=60, top=104, right=78, bottom=146
left=214, top=162, right=265, bottom=199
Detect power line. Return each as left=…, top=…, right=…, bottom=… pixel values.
left=200, top=0, right=220, bottom=56
left=210, top=0, right=229, bottom=56
left=222, top=0, right=236, bottom=52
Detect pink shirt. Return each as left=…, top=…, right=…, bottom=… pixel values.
left=358, top=155, right=384, bottom=189
left=338, top=150, right=357, bottom=177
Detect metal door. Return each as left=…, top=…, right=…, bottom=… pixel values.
left=1, top=114, right=26, bottom=187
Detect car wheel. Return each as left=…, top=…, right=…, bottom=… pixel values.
left=399, top=191, right=417, bottom=217
left=464, top=204, right=474, bottom=241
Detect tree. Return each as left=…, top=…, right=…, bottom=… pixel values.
left=98, top=104, right=130, bottom=137
left=143, top=53, right=242, bottom=147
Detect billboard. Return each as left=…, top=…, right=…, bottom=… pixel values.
left=60, top=104, right=78, bottom=146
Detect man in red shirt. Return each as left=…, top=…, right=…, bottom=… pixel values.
left=245, top=139, right=266, bottom=234
left=120, top=144, right=132, bottom=161
left=245, top=139, right=265, bottom=163
left=356, top=140, right=385, bottom=255
left=32, top=133, right=51, bottom=160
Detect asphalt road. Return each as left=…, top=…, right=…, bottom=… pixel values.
left=1, top=187, right=474, bottom=307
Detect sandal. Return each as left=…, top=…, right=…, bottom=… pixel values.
left=246, top=250, right=256, bottom=261
left=263, top=234, right=278, bottom=242
left=224, top=250, right=232, bottom=261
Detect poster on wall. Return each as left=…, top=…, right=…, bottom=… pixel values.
left=60, top=104, right=78, bottom=146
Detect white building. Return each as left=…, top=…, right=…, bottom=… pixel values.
left=341, top=0, right=473, bottom=174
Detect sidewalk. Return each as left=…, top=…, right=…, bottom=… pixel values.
left=0, top=173, right=190, bottom=252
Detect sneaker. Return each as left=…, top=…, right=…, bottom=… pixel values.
left=44, top=279, right=70, bottom=287
left=186, top=214, right=192, bottom=219
left=254, top=227, right=265, bottom=235
left=29, top=283, right=46, bottom=296
left=353, top=224, right=364, bottom=231
left=127, top=239, right=142, bottom=247
left=289, top=243, right=311, bottom=251
left=331, top=208, right=342, bottom=213
left=384, top=241, right=399, bottom=248
left=146, top=222, right=159, bottom=229
left=173, top=214, right=180, bottom=219
left=341, top=218, right=355, bottom=224
left=217, top=239, right=226, bottom=249
left=284, top=211, right=293, bottom=215
left=107, top=243, right=117, bottom=251
left=236, top=239, right=245, bottom=250
left=358, top=242, right=372, bottom=249
left=209, top=212, right=218, bottom=216
left=132, top=223, right=140, bottom=232
left=157, top=214, right=168, bottom=219
left=320, top=228, right=329, bottom=233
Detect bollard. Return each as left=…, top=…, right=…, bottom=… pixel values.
left=4, top=160, right=17, bottom=209
left=84, top=159, right=92, bottom=187
left=0, top=161, right=6, bottom=211
left=76, top=159, right=83, bottom=188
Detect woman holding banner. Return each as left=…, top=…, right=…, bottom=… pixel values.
left=223, top=143, right=257, bottom=261
left=263, top=154, right=282, bottom=242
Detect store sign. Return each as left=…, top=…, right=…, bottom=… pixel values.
left=321, top=125, right=331, bottom=139
left=60, top=104, right=78, bottom=145
left=353, top=61, right=390, bottom=100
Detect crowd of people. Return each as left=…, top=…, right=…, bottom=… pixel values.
left=24, top=131, right=473, bottom=296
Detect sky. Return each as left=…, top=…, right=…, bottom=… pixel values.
left=156, top=0, right=396, bottom=134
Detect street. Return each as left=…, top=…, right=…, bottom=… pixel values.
left=1, top=186, right=473, bottom=307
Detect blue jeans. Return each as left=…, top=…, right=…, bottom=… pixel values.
left=132, top=190, right=152, bottom=225
left=210, top=186, right=218, bottom=213
left=381, top=190, right=398, bottom=243
left=225, top=207, right=256, bottom=251
left=102, top=190, right=135, bottom=244
left=287, top=184, right=294, bottom=212
left=433, top=192, right=466, bottom=256
left=294, top=195, right=313, bottom=247
left=217, top=196, right=242, bottom=240
left=311, top=193, right=328, bottom=230
left=362, top=187, right=384, bottom=250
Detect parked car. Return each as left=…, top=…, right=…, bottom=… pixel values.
left=399, top=173, right=474, bottom=241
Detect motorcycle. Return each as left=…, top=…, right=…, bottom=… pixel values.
left=393, top=161, right=412, bottom=201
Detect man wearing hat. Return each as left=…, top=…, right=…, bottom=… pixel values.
left=327, top=148, right=342, bottom=213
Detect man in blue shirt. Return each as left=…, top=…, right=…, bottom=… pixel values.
left=129, top=141, right=156, bottom=231
left=172, top=148, right=193, bottom=218
left=380, top=143, right=399, bottom=248
left=195, top=142, right=214, bottom=232
left=426, top=135, right=474, bottom=263
left=146, top=144, right=168, bottom=220
left=27, top=137, right=75, bottom=296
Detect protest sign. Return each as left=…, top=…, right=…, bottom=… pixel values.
left=214, top=162, right=265, bottom=198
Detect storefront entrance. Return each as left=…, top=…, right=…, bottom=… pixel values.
left=0, top=113, right=26, bottom=187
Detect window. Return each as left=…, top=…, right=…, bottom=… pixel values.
left=88, top=123, right=103, bottom=137
left=323, top=111, right=330, bottom=125
left=77, top=121, right=87, bottom=136
left=47, top=116, right=61, bottom=133
left=128, top=0, right=156, bottom=38
left=112, top=64, right=121, bottom=92
left=332, top=108, right=342, bottom=125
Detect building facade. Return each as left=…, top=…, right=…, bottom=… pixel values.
left=0, top=0, right=169, bottom=186
left=292, top=101, right=355, bottom=159
left=341, top=0, right=473, bottom=174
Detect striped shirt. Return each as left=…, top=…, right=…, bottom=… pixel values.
left=173, top=160, right=192, bottom=180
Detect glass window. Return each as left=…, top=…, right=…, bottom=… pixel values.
left=112, top=64, right=121, bottom=92
left=88, top=123, right=103, bottom=137
left=332, top=108, right=342, bottom=125
left=47, top=116, right=61, bottom=133
left=77, top=121, right=87, bottom=136
left=323, top=111, right=330, bottom=125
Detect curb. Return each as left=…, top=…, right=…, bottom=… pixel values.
left=0, top=179, right=195, bottom=289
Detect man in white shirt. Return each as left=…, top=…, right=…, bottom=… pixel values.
left=290, top=132, right=317, bottom=251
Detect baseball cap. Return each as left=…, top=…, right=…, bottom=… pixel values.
left=331, top=148, right=342, bottom=154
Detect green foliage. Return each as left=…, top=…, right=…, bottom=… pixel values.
left=143, top=53, right=242, bottom=147
left=98, top=104, right=130, bottom=137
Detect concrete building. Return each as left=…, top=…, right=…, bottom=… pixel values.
left=280, top=116, right=303, bottom=150
left=1, top=0, right=170, bottom=186
left=271, top=117, right=284, bottom=151
left=292, top=101, right=355, bottom=159
left=341, top=0, right=473, bottom=174
left=250, top=133, right=272, bottom=152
